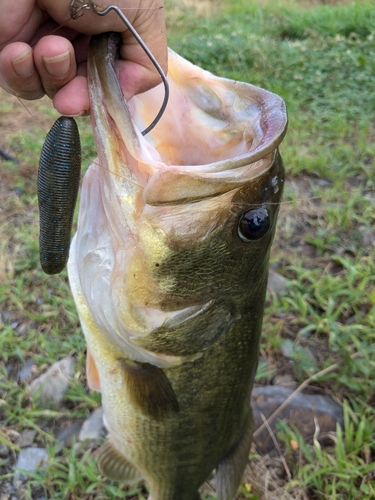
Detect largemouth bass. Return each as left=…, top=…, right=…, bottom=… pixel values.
left=68, top=33, right=287, bottom=500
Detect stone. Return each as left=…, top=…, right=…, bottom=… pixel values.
left=251, top=385, right=343, bottom=454
left=2, top=311, right=13, bottom=323
left=13, top=448, right=48, bottom=485
left=272, top=373, right=298, bottom=389
left=29, top=357, right=74, bottom=409
left=316, top=179, right=332, bottom=188
left=0, top=443, right=9, bottom=458
left=79, top=407, right=104, bottom=442
left=20, top=430, right=37, bottom=448
left=267, top=270, right=288, bottom=296
left=15, top=323, right=29, bottom=336
left=359, top=225, right=375, bottom=247
left=18, top=359, right=38, bottom=383
left=7, top=430, right=22, bottom=447
left=56, top=422, right=83, bottom=451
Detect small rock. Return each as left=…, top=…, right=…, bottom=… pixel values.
left=19, top=359, right=38, bottom=383
left=13, top=485, right=27, bottom=500
left=20, top=429, right=37, bottom=448
left=79, top=407, right=104, bottom=442
left=16, top=323, right=29, bottom=336
left=359, top=225, right=375, bottom=247
left=7, top=430, right=22, bottom=447
left=251, top=386, right=343, bottom=454
left=0, top=442, right=9, bottom=458
left=29, top=357, right=74, bottom=409
left=56, top=422, right=82, bottom=451
left=2, top=311, right=13, bottom=323
left=316, top=179, right=332, bottom=188
left=6, top=363, right=14, bottom=375
left=272, top=373, right=298, bottom=389
left=13, top=448, right=48, bottom=486
left=267, top=271, right=288, bottom=296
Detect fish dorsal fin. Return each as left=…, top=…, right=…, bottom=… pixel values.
left=121, top=359, right=179, bottom=420
left=86, top=347, right=101, bottom=392
left=97, top=439, right=142, bottom=483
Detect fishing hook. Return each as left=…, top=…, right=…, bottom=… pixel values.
left=70, top=0, right=169, bottom=135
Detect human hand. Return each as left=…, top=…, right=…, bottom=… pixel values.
left=0, top=0, right=167, bottom=115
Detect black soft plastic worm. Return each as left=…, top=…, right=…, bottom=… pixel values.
left=38, top=116, right=81, bottom=275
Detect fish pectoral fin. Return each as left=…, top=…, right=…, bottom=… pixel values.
left=86, top=347, right=101, bottom=392
left=121, top=359, right=179, bottom=420
left=132, top=301, right=236, bottom=356
left=97, top=439, right=142, bottom=483
left=215, top=413, right=254, bottom=500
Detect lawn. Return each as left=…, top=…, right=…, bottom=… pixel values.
left=0, top=0, right=374, bottom=498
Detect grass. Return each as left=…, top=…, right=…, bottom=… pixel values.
left=1, top=0, right=375, bottom=498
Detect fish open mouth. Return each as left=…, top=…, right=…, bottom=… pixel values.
left=88, top=33, right=287, bottom=205
left=132, top=50, right=287, bottom=169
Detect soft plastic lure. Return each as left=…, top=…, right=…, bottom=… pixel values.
left=37, top=116, right=81, bottom=274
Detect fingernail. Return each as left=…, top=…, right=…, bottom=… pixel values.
left=12, top=50, right=34, bottom=78
left=43, top=51, right=71, bottom=78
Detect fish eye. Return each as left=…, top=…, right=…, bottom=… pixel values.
left=238, top=207, right=270, bottom=242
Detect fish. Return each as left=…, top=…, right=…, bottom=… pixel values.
left=38, top=116, right=81, bottom=274
left=67, top=32, right=287, bottom=500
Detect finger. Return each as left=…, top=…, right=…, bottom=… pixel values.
left=118, top=2, right=168, bottom=98
left=40, top=0, right=167, bottom=98
left=33, top=35, right=77, bottom=99
left=0, top=0, right=45, bottom=48
left=117, top=59, right=164, bottom=102
left=40, top=0, right=134, bottom=34
left=53, top=63, right=89, bottom=116
left=0, top=41, right=44, bottom=99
